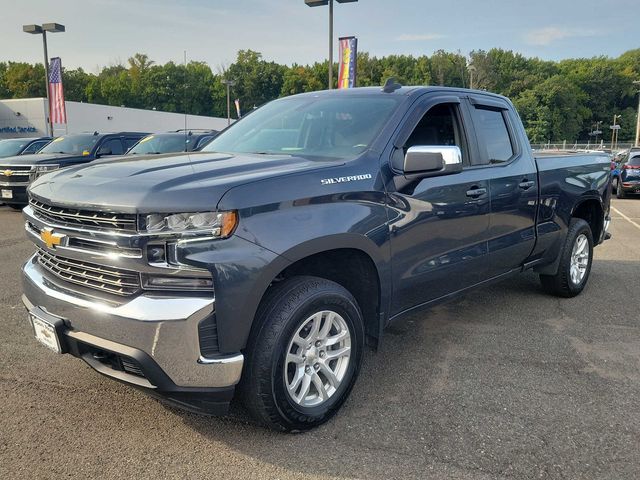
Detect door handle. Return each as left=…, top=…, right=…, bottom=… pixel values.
left=466, top=187, right=487, bottom=197
left=519, top=180, right=535, bottom=190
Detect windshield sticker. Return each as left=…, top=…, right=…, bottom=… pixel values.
left=321, top=174, right=372, bottom=186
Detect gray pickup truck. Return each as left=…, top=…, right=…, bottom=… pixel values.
left=21, top=86, right=611, bottom=431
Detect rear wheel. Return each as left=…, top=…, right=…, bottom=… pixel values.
left=540, top=218, right=593, bottom=298
left=616, top=180, right=626, bottom=198
left=611, top=177, right=618, bottom=193
left=240, top=276, right=364, bottom=431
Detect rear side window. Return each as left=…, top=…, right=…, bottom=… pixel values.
left=474, top=107, right=514, bottom=164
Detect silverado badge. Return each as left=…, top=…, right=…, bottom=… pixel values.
left=40, top=228, right=65, bottom=249
left=3, top=169, right=13, bottom=177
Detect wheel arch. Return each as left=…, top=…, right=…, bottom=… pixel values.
left=248, top=235, right=388, bottom=352
left=571, top=195, right=604, bottom=244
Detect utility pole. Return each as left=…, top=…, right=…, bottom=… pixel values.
left=610, top=114, right=621, bottom=150
left=634, top=81, right=640, bottom=147
left=468, top=64, right=476, bottom=90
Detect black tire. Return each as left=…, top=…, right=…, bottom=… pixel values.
left=611, top=177, right=618, bottom=194
left=8, top=204, right=24, bottom=211
left=616, top=181, right=625, bottom=199
left=240, top=276, right=365, bottom=432
left=540, top=218, right=593, bottom=298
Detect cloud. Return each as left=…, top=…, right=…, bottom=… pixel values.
left=395, top=33, right=445, bottom=42
left=524, top=26, right=599, bottom=46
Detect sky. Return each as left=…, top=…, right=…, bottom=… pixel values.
left=0, top=0, right=638, bottom=72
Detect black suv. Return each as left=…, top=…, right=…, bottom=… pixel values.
left=126, top=130, right=219, bottom=155
left=0, top=137, right=52, bottom=158
left=0, top=131, right=147, bottom=207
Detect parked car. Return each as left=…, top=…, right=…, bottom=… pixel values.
left=0, top=137, right=52, bottom=158
left=127, top=130, right=219, bottom=155
left=0, top=131, right=147, bottom=208
left=613, top=151, right=640, bottom=198
left=22, top=86, right=610, bottom=431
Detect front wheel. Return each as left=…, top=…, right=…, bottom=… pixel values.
left=616, top=181, right=626, bottom=199
left=240, top=276, right=364, bottom=431
left=540, top=218, right=593, bottom=297
left=612, top=177, right=618, bottom=194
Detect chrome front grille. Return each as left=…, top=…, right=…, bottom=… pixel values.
left=30, top=199, right=137, bottom=232
left=0, top=165, right=31, bottom=184
left=36, top=247, right=141, bottom=296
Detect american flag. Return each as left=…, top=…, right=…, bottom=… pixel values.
left=48, top=57, right=67, bottom=124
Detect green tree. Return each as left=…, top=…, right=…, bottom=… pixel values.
left=2, top=62, right=46, bottom=98
left=224, top=50, right=285, bottom=110
left=514, top=75, right=590, bottom=142
left=62, top=67, right=93, bottom=103
left=281, top=64, right=323, bottom=96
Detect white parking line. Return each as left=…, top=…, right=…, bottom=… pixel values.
left=612, top=206, right=640, bottom=231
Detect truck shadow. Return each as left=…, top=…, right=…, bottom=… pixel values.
left=175, top=260, right=640, bottom=479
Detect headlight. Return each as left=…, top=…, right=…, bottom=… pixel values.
left=144, top=211, right=238, bottom=237
left=30, top=164, right=60, bottom=181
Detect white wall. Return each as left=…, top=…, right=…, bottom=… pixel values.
left=0, top=98, right=229, bottom=139
left=0, top=98, right=47, bottom=138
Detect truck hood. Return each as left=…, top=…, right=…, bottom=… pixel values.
left=29, top=152, right=342, bottom=213
left=0, top=153, right=82, bottom=166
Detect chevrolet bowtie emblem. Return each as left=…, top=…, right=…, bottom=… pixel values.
left=40, top=228, right=65, bottom=249
left=3, top=169, right=12, bottom=177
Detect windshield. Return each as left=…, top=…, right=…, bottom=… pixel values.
left=128, top=134, right=189, bottom=154
left=0, top=139, right=29, bottom=157
left=202, top=95, right=401, bottom=159
left=39, top=134, right=100, bottom=155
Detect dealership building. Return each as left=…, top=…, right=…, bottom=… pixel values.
left=0, top=98, right=229, bottom=139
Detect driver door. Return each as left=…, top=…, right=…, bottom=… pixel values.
left=387, top=96, right=493, bottom=315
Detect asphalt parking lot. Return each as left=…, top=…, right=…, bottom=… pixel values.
left=1, top=199, right=639, bottom=480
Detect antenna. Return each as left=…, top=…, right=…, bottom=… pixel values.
left=382, top=77, right=402, bottom=93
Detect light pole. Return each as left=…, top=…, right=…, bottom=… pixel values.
left=305, top=0, right=358, bottom=90
left=634, top=80, right=640, bottom=147
left=23, top=23, right=65, bottom=137
left=221, top=79, right=236, bottom=126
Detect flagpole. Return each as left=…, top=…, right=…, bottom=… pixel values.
left=41, top=31, right=53, bottom=137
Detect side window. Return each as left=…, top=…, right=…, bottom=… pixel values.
left=124, top=138, right=140, bottom=150
left=100, top=138, right=124, bottom=155
left=22, top=141, right=47, bottom=154
left=404, top=103, right=468, bottom=165
left=473, top=107, right=514, bottom=164
left=195, top=136, right=214, bottom=150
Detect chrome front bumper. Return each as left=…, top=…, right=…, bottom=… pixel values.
left=22, top=256, right=243, bottom=389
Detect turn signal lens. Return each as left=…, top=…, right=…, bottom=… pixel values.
left=143, top=274, right=213, bottom=290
